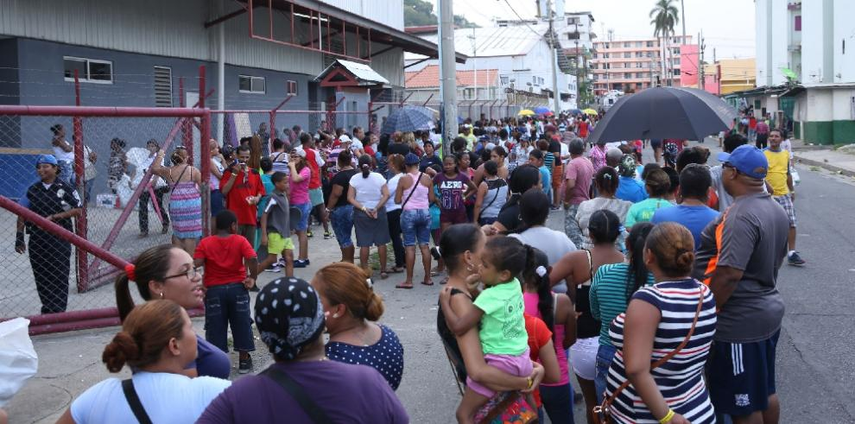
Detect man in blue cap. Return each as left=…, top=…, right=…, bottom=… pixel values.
left=15, top=154, right=82, bottom=314
left=692, top=144, right=789, bottom=424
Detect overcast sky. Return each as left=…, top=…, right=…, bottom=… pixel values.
left=426, top=0, right=756, bottom=60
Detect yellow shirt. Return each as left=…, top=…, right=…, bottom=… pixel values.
left=764, top=149, right=790, bottom=196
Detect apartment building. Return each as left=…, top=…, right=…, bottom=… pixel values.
left=591, top=35, right=693, bottom=95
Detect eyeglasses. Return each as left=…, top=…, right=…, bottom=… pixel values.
left=164, top=266, right=203, bottom=280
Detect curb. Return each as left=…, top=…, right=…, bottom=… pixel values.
left=794, top=154, right=855, bottom=178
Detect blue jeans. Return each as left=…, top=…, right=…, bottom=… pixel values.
left=58, top=160, right=75, bottom=186
left=540, top=383, right=575, bottom=424
left=293, top=202, right=311, bottom=231
left=595, top=343, right=617, bottom=404
left=401, top=209, right=431, bottom=246
left=330, top=205, right=354, bottom=248
left=204, top=283, right=255, bottom=353
left=210, top=189, right=224, bottom=217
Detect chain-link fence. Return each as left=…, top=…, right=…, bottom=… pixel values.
left=0, top=106, right=210, bottom=333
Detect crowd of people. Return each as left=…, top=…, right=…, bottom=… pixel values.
left=13, top=110, right=803, bottom=424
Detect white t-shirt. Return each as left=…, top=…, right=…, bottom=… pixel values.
left=70, top=372, right=230, bottom=424
left=510, top=226, right=577, bottom=293
left=385, top=173, right=404, bottom=212
left=210, top=157, right=225, bottom=188
left=53, top=140, right=74, bottom=162
left=349, top=172, right=387, bottom=209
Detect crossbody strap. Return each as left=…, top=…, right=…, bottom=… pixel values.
left=263, top=367, right=333, bottom=424
left=599, top=288, right=706, bottom=413
left=400, top=172, right=424, bottom=210
left=169, top=164, right=190, bottom=192
left=121, top=379, right=153, bottom=424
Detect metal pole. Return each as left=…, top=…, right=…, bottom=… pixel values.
left=681, top=0, right=686, bottom=45
left=72, top=70, right=88, bottom=292
left=437, top=0, right=458, bottom=153
left=216, top=0, right=225, bottom=144
left=547, top=0, right=560, bottom=112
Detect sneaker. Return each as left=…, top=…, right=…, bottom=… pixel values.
left=307, top=230, right=314, bottom=238
left=266, top=263, right=283, bottom=273
left=293, top=259, right=310, bottom=268
left=238, top=356, right=253, bottom=374
left=324, top=231, right=332, bottom=240
left=788, top=251, right=806, bottom=266
left=249, top=284, right=260, bottom=292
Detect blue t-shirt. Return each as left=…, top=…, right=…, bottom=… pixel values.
left=616, top=176, right=648, bottom=203
left=538, top=166, right=551, bottom=192
left=190, top=336, right=231, bottom=379
left=71, top=371, right=230, bottom=424
left=651, top=204, right=720, bottom=250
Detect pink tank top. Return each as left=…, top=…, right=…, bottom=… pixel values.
left=402, top=170, right=430, bottom=210
left=523, top=292, right=570, bottom=386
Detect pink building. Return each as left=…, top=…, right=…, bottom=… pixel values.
left=679, top=44, right=700, bottom=87
left=591, top=35, right=692, bottom=95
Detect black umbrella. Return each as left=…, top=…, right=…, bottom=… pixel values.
left=381, top=106, right=435, bottom=134
left=587, top=87, right=737, bottom=143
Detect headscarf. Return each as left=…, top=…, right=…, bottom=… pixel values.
left=254, top=277, right=325, bottom=361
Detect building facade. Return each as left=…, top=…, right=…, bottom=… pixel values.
left=591, top=35, right=693, bottom=95
left=754, top=0, right=855, bottom=144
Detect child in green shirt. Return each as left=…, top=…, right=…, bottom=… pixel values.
left=440, top=236, right=533, bottom=423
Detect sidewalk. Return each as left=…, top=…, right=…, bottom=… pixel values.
left=790, top=139, right=855, bottom=177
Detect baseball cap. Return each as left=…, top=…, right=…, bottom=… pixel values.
left=339, top=134, right=352, bottom=144
left=718, top=144, right=768, bottom=179
left=36, top=154, right=58, bottom=166
left=292, top=146, right=307, bottom=158
left=404, top=152, right=420, bottom=166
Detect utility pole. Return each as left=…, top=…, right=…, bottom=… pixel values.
left=681, top=0, right=686, bottom=45
left=698, top=30, right=705, bottom=89
left=437, top=0, right=457, bottom=153
left=547, top=0, right=561, bottom=112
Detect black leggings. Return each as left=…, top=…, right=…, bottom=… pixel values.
left=28, top=231, right=72, bottom=314
left=386, top=208, right=405, bottom=268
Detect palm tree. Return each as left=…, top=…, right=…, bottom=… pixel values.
left=650, top=0, right=680, bottom=86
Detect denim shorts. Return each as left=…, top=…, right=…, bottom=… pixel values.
left=401, top=209, right=431, bottom=246
left=293, top=202, right=311, bottom=231
left=330, top=205, right=354, bottom=248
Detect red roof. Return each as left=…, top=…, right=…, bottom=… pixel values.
left=405, top=65, right=499, bottom=89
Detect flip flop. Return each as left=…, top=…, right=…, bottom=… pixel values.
left=395, top=282, right=414, bottom=289
left=389, top=267, right=405, bottom=273
left=379, top=271, right=389, bottom=280
left=421, top=280, right=434, bottom=286
left=430, top=270, right=441, bottom=277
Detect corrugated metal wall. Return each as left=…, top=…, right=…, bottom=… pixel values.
left=0, top=0, right=404, bottom=85
left=324, top=0, right=404, bottom=30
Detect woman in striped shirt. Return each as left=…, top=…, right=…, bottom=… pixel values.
left=590, top=222, right=656, bottom=403
left=604, top=223, right=717, bottom=424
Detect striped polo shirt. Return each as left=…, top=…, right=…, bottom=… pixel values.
left=590, top=263, right=655, bottom=347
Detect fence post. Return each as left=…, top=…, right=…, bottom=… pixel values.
left=200, top=110, right=211, bottom=236
left=72, top=70, right=89, bottom=292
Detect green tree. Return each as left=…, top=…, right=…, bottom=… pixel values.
left=404, top=0, right=479, bottom=28
left=650, top=0, right=679, bottom=86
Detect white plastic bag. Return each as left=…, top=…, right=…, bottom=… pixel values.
left=792, top=169, right=801, bottom=185
left=0, top=318, right=38, bottom=407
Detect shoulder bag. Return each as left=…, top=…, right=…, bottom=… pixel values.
left=122, top=379, right=153, bottom=424
left=593, top=288, right=706, bottom=424
left=263, top=367, right=333, bottom=424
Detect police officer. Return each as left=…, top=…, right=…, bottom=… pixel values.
left=15, top=155, right=82, bottom=314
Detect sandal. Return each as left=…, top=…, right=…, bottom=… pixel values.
left=389, top=266, right=405, bottom=273
left=395, top=282, right=414, bottom=289
left=421, top=279, right=434, bottom=286
left=439, top=277, right=449, bottom=285
left=379, top=271, right=389, bottom=280
left=430, top=270, right=442, bottom=277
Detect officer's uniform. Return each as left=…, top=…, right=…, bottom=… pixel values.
left=21, top=179, right=81, bottom=314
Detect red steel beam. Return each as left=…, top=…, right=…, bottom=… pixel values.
left=72, top=71, right=89, bottom=292
left=0, top=106, right=203, bottom=118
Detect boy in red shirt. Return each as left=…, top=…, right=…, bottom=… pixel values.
left=220, top=145, right=265, bottom=244
left=299, top=133, right=331, bottom=239
left=194, top=210, right=259, bottom=374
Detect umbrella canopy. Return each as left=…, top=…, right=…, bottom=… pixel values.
left=381, top=106, right=435, bottom=134
left=582, top=108, right=598, bottom=116
left=567, top=108, right=583, bottom=115
left=518, top=109, right=535, bottom=116
left=586, top=87, right=738, bottom=144
left=534, top=106, right=551, bottom=115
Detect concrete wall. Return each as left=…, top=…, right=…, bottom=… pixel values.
left=792, top=87, right=855, bottom=145
left=755, top=0, right=789, bottom=85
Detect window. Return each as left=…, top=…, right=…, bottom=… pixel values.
left=636, top=82, right=643, bottom=88
left=500, top=75, right=509, bottom=85
left=567, top=17, right=577, bottom=25
left=239, top=75, right=265, bottom=94
left=533, top=76, right=538, bottom=85
left=153, top=66, right=173, bottom=107
left=568, top=32, right=580, bottom=40
left=637, top=72, right=645, bottom=78
left=794, top=15, right=802, bottom=31
left=623, top=52, right=631, bottom=58
left=647, top=41, right=654, bottom=47
left=63, top=57, right=113, bottom=83
left=624, top=73, right=632, bottom=79
left=636, top=63, right=643, bottom=68
left=287, top=80, right=298, bottom=96
left=539, top=77, right=545, bottom=85
left=636, top=42, right=643, bottom=48
left=624, top=42, right=631, bottom=48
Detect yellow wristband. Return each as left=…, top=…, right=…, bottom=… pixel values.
left=659, top=409, right=675, bottom=424
left=526, top=376, right=533, bottom=389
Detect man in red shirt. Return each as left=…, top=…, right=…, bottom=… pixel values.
left=300, top=133, right=331, bottom=238
left=194, top=210, right=259, bottom=373
left=220, top=145, right=265, bottom=244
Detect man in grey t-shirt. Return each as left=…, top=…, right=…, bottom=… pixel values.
left=693, top=145, right=789, bottom=422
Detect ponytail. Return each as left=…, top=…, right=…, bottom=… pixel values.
left=115, top=274, right=138, bottom=323
left=522, top=247, right=554, bottom=332
left=114, top=245, right=175, bottom=322
left=358, top=154, right=373, bottom=178
left=625, top=223, right=654, bottom=302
